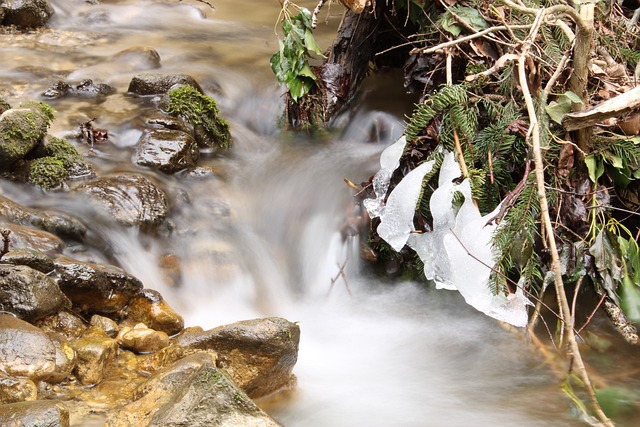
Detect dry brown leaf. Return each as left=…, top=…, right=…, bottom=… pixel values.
left=339, top=0, right=369, bottom=14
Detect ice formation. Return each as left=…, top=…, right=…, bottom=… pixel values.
left=363, top=136, right=407, bottom=218
left=364, top=142, right=531, bottom=327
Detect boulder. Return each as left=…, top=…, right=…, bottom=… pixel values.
left=127, top=73, right=203, bottom=95
left=122, top=288, right=184, bottom=336
left=106, top=352, right=282, bottom=427
left=0, top=314, right=56, bottom=381
left=0, top=104, right=51, bottom=168
left=0, top=264, right=71, bottom=321
left=173, top=317, right=300, bottom=398
left=53, top=255, right=144, bottom=315
left=0, top=248, right=55, bottom=273
left=0, top=222, right=64, bottom=253
left=73, top=174, right=169, bottom=229
left=117, top=323, right=169, bottom=354
left=1, top=0, right=54, bottom=28
left=72, top=326, right=118, bottom=385
left=34, top=309, right=87, bottom=340
left=134, top=129, right=199, bottom=173
left=0, top=371, right=37, bottom=404
left=0, top=194, right=87, bottom=240
left=0, top=400, right=69, bottom=427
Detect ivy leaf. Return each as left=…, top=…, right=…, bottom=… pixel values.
left=590, top=228, right=623, bottom=303
left=545, top=94, right=573, bottom=124
left=585, top=154, right=604, bottom=183
left=304, top=28, right=326, bottom=58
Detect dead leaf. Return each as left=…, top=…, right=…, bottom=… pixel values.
left=339, top=0, right=369, bottom=14
left=618, top=110, right=640, bottom=135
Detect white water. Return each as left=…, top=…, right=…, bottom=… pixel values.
left=0, top=1, right=582, bottom=425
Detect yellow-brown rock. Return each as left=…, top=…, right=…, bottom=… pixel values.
left=72, top=327, right=118, bottom=385
left=0, top=371, right=37, bottom=404
left=117, top=323, right=169, bottom=354
left=0, top=314, right=56, bottom=381
left=122, top=289, right=184, bottom=336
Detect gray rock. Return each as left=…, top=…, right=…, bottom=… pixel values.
left=128, top=73, right=203, bottom=95
left=0, top=264, right=71, bottom=321
left=1, top=0, right=54, bottom=28
left=134, top=129, right=199, bottom=174
left=122, top=288, right=184, bottom=336
left=0, top=194, right=87, bottom=241
left=173, top=317, right=300, bottom=398
left=0, top=400, right=69, bottom=427
left=0, top=371, right=37, bottom=404
left=106, top=352, right=282, bottom=427
left=72, top=326, right=118, bottom=385
left=74, top=174, right=169, bottom=230
left=0, top=314, right=56, bottom=381
left=0, top=106, right=51, bottom=168
left=53, top=255, right=143, bottom=315
left=0, top=248, right=56, bottom=273
left=0, top=222, right=64, bottom=253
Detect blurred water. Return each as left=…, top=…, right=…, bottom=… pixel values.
left=0, top=1, right=585, bottom=425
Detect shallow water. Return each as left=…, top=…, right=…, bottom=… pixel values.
left=0, top=1, right=635, bottom=426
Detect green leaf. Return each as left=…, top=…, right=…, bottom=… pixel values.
left=451, top=6, right=489, bottom=31
left=440, top=14, right=462, bottom=36
left=545, top=94, right=573, bottom=124
left=304, top=28, right=326, bottom=58
left=298, top=62, right=316, bottom=80
left=564, top=90, right=583, bottom=104
left=596, top=386, right=640, bottom=418
left=585, top=154, right=604, bottom=183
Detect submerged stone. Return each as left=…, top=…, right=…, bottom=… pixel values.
left=0, top=222, right=64, bottom=253
left=134, top=129, right=199, bottom=174
left=127, top=73, right=203, bottom=95
left=74, top=174, right=169, bottom=230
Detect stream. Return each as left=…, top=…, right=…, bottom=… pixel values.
left=0, top=1, right=625, bottom=425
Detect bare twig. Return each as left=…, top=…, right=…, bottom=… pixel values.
left=517, top=6, right=613, bottom=424
left=312, top=0, right=328, bottom=29
left=0, top=228, right=10, bottom=260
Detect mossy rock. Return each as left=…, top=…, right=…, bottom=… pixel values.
left=0, top=102, right=54, bottom=169
left=166, top=86, right=231, bottom=150
left=34, top=137, right=94, bottom=179
left=28, top=157, right=67, bottom=190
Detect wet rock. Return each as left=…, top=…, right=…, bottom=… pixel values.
left=72, top=326, right=118, bottom=385
left=42, top=79, right=114, bottom=100
left=0, top=222, right=64, bottom=253
left=112, top=46, right=161, bottom=71
left=134, top=129, right=199, bottom=174
left=0, top=264, right=71, bottom=321
left=29, top=136, right=95, bottom=180
left=0, top=104, right=51, bottom=168
left=46, top=331, right=76, bottom=383
left=136, top=344, right=192, bottom=375
left=90, top=314, right=119, bottom=338
left=0, top=248, right=55, bottom=273
left=0, top=371, right=37, bottom=404
left=0, top=400, right=70, bottom=427
left=106, top=352, right=282, bottom=427
left=0, top=194, right=87, bottom=241
left=173, top=317, right=300, bottom=398
left=53, top=255, right=144, bottom=315
left=128, top=72, right=203, bottom=95
left=1, top=0, right=55, bottom=29
left=0, top=97, right=11, bottom=114
left=117, top=323, right=169, bottom=354
left=0, top=314, right=56, bottom=381
left=74, top=174, right=169, bottom=229
left=123, top=288, right=184, bottom=336
left=34, top=309, right=87, bottom=340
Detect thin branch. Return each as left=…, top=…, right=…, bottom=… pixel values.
left=412, top=24, right=531, bottom=55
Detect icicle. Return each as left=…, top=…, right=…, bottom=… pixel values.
left=363, top=136, right=407, bottom=218
left=377, top=159, right=436, bottom=251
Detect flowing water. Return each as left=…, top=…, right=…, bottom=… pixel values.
left=1, top=1, right=636, bottom=426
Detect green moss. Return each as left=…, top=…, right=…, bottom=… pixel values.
left=43, top=137, right=80, bottom=166
left=167, top=86, right=231, bottom=149
left=28, top=157, right=68, bottom=189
